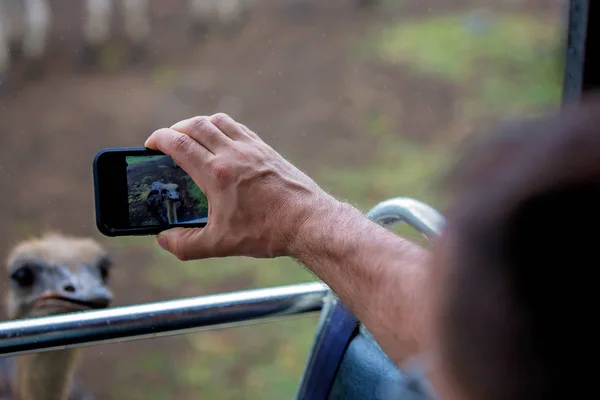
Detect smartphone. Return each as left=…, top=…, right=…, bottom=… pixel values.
left=93, top=147, right=209, bottom=237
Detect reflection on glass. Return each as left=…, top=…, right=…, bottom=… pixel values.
left=0, top=1, right=567, bottom=398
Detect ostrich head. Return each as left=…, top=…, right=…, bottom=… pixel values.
left=5, top=233, right=113, bottom=320
left=160, top=182, right=180, bottom=202
left=149, top=181, right=181, bottom=202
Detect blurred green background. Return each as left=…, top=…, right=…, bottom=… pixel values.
left=0, top=0, right=566, bottom=398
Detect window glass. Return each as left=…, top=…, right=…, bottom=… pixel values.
left=0, top=0, right=567, bottom=398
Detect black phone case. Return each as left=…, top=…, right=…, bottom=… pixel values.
left=93, top=147, right=208, bottom=237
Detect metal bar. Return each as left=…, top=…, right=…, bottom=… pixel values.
left=0, top=282, right=329, bottom=356
left=581, top=0, right=599, bottom=93
left=562, top=0, right=589, bottom=103
left=365, top=197, right=445, bottom=242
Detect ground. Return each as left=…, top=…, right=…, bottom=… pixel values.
left=0, top=0, right=564, bottom=398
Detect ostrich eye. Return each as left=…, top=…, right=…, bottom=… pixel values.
left=10, top=266, right=35, bottom=288
left=99, top=265, right=109, bottom=284
left=97, top=257, right=112, bottom=284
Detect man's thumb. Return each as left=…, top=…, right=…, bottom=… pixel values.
left=157, top=227, right=209, bottom=261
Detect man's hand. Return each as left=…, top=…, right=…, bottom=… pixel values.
left=146, top=113, right=432, bottom=367
left=144, top=113, right=340, bottom=261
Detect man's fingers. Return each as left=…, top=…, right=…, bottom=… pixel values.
left=239, top=123, right=264, bottom=142
left=157, top=227, right=214, bottom=261
left=145, top=128, right=213, bottom=178
left=171, top=116, right=233, bottom=153
left=209, top=113, right=250, bottom=141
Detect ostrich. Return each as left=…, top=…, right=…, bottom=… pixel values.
left=0, top=232, right=114, bottom=400
left=0, top=0, right=51, bottom=88
left=146, top=181, right=182, bottom=225
left=188, top=0, right=254, bottom=36
left=80, top=0, right=151, bottom=66
left=0, top=0, right=255, bottom=90
left=0, top=0, right=151, bottom=88
left=0, top=0, right=382, bottom=85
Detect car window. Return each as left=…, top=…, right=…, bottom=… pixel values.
left=0, top=0, right=567, bottom=398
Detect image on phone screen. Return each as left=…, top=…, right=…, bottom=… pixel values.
left=125, top=155, right=209, bottom=227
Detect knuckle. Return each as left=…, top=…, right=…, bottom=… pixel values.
left=170, top=133, right=193, bottom=153
left=214, top=164, right=230, bottom=183
left=208, top=158, right=231, bottom=183
left=211, top=112, right=229, bottom=123
left=190, top=116, right=211, bottom=132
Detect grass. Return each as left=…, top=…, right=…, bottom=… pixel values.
left=126, top=155, right=169, bottom=166
left=371, top=12, right=565, bottom=120
left=316, top=125, right=452, bottom=245
left=374, top=12, right=561, bottom=81
left=184, top=175, right=209, bottom=210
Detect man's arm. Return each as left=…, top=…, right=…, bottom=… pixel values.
left=144, top=113, right=432, bottom=367
left=290, top=200, right=432, bottom=365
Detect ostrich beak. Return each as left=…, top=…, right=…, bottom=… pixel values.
left=34, top=290, right=112, bottom=311
left=30, top=280, right=113, bottom=316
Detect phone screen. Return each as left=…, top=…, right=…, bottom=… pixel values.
left=94, top=148, right=209, bottom=236
left=125, top=154, right=209, bottom=227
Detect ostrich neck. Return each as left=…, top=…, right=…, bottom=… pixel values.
left=16, top=349, right=80, bottom=400
left=164, top=198, right=178, bottom=223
